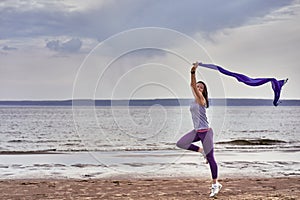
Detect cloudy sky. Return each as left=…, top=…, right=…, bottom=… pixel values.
left=1, top=0, right=299, bottom=100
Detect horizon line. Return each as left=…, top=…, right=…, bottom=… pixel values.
left=0, top=98, right=299, bottom=101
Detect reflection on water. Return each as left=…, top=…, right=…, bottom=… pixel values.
left=0, top=106, right=299, bottom=152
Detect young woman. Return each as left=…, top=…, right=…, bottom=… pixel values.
left=176, top=62, right=222, bottom=198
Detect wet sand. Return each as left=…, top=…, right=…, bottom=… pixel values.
left=0, top=177, right=299, bottom=199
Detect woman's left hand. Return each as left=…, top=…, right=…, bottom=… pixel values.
left=191, top=62, right=198, bottom=72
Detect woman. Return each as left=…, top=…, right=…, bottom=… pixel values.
left=176, top=62, right=222, bottom=198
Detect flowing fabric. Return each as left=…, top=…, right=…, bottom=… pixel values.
left=198, top=63, right=288, bottom=106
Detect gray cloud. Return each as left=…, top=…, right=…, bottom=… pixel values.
left=2, top=45, right=18, bottom=51
left=0, top=1, right=299, bottom=100
left=46, top=38, right=82, bottom=52
left=0, top=0, right=294, bottom=41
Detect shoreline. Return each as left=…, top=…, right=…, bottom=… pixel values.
left=0, top=176, right=299, bottom=199
left=1, top=150, right=299, bottom=179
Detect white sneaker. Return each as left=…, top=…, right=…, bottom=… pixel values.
left=209, top=182, right=222, bottom=198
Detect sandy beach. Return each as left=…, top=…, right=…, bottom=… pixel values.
left=1, top=150, right=300, bottom=199
left=0, top=177, right=299, bottom=199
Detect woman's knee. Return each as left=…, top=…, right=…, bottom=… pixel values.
left=176, top=140, right=184, bottom=149
left=176, top=140, right=188, bottom=149
left=176, top=130, right=197, bottom=150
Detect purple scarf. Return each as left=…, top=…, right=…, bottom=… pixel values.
left=198, top=63, right=288, bottom=106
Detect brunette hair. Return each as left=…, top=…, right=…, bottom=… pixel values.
left=197, top=81, right=209, bottom=108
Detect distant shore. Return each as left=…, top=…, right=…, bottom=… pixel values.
left=0, top=98, right=300, bottom=106
left=0, top=177, right=299, bottom=199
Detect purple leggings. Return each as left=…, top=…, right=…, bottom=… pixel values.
left=176, top=128, right=218, bottom=179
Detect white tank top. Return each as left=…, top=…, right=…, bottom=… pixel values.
left=190, top=101, right=209, bottom=130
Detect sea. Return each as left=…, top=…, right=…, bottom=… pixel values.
left=0, top=105, right=299, bottom=179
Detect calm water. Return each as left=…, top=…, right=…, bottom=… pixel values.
left=0, top=106, right=299, bottom=153
left=0, top=106, right=299, bottom=179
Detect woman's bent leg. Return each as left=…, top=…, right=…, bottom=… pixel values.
left=176, top=129, right=201, bottom=152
